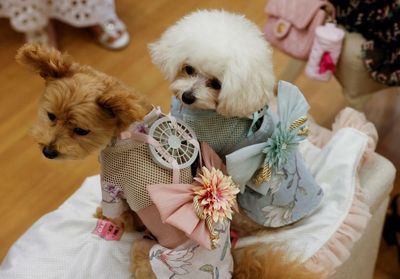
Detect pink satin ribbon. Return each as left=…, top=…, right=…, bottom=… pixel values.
left=147, top=142, right=227, bottom=250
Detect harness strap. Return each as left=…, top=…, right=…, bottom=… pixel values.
left=167, top=115, right=202, bottom=168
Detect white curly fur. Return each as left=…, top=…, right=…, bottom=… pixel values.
left=149, top=10, right=275, bottom=117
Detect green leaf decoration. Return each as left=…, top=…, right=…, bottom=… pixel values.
left=199, top=264, right=214, bottom=278
left=220, top=235, right=229, bottom=261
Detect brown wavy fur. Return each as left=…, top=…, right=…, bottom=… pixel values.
left=16, top=43, right=150, bottom=160
left=233, top=244, right=324, bottom=279
left=130, top=239, right=157, bottom=279
left=17, top=44, right=323, bottom=279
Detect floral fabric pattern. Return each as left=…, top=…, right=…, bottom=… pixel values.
left=103, top=183, right=124, bottom=202
left=149, top=222, right=233, bottom=279
left=238, top=152, right=323, bottom=227
left=100, top=180, right=128, bottom=219
left=226, top=81, right=323, bottom=228
left=330, top=0, right=400, bottom=86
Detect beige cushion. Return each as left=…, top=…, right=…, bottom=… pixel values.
left=359, top=152, right=396, bottom=213
left=334, top=32, right=387, bottom=101
left=332, top=197, right=390, bottom=279
left=330, top=153, right=395, bottom=279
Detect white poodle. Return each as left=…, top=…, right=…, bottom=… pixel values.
left=149, top=10, right=322, bottom=279
left=149, top=10, right=275, bottom=118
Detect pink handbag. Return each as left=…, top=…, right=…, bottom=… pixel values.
left=264, top=0, right=334, bottom=60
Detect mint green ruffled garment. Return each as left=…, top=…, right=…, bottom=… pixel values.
left=226, top=81, right=323, bottom=227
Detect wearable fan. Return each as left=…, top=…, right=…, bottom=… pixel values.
left=148, top=116, right=199, bottom=170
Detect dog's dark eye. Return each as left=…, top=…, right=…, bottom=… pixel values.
left=73, top=127, right=90, bottom=136
left=208, top=78, right=221, bottom=90
left=47, top=112, right=56, bottom=121
left=184, top=65, right=195, bottom=75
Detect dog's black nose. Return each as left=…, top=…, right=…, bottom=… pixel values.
left=182, top=91, right=196, bottom=104
left=42, top=146, right=58, bottom=159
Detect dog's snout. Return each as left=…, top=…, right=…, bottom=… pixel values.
left=42, top=146, right=59, bottom=159
left=182, top=91, right=196, bottom=104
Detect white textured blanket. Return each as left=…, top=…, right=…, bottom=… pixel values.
left=0, top=127, right=371, bottom=278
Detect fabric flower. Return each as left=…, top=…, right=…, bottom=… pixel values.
left=263, top=113, right=308, bottom=172
left=193, top=167, right=239, bottom=224
left=262, top=123, right=300, bottom=171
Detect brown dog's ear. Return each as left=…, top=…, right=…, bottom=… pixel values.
left=97, top=83, right=150, bottom=131
left=16, top=43, right=75, bottom=79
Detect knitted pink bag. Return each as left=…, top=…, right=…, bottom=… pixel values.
left=264, top=0, right=334, bottom=60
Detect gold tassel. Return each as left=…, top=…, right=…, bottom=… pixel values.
left=298, top=126, right=310, bottom=137
left=193, top=196, right=219, bottom=249
left=289, top=116, right=307, bottom=131
left=252, top=164, right=272, bottom=186
left=206, top=216, right=219, bottom=249
left=193, top=196, right=205, bottom=219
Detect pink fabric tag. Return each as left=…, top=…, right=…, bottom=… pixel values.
left=93, top=219, right=123, bottom=241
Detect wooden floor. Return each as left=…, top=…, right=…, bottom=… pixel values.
left=0, top=0, right=398, bottom=278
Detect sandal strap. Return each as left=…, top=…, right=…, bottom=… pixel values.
left=98, top=19, right=126, bottom=37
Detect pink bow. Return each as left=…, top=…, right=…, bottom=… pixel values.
left=147, top=182, right=213, bottom=249
left=319, top=52, right=336, bottom=74
left=147, top=142, right=228, bottom=250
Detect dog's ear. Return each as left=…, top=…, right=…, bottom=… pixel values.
left=148, top=40, right=180, bottom=81
left=97, top=83, right=149, bottom=131
left=16, top=43, right=75, bottom=79
left=217, top=51, right=275, bottom=118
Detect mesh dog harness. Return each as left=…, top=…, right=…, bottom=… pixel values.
left=100, top=108, right=194, bottom=218
left=171, top=97, right=274, bottom=158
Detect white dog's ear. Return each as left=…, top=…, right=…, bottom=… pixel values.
left=217, top=59, right=275, bottom=118
left=149, top=40, right=180, bottom=81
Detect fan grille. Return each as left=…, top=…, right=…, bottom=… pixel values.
left=149, top=117, right=199, bottom=170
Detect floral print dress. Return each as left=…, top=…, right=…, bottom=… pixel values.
left=101, top=109, right=237, bottom=278
left=149, top=222, right=233, bottom=279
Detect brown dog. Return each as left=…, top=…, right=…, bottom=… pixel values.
left=17, top=43, right=323, bottom=279
left=17, top=43, right=155, bottom=277
left=16, top=45, right=150, bottom=161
